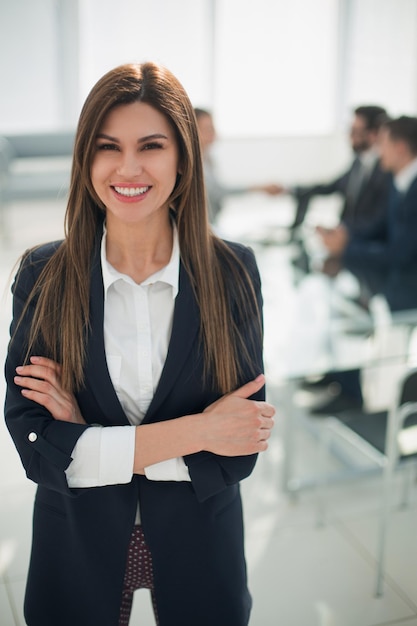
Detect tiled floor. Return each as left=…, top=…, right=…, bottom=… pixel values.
left=0, top=196, right=416, bottom=625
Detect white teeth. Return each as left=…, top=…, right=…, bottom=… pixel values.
left=114, top=186, right=149, bottom=197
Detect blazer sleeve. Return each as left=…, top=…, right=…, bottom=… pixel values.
left=344, top=182, right=417, bottom=271
left=4, top=246, right=90, bottom=496
left=294, top=170, right=350, bottom=199
left=184, top=245, right=265, bottom=502
left=343, top=213, right=389, bottom=269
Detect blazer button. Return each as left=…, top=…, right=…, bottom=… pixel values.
left=28, top=432, right=38, bottom=442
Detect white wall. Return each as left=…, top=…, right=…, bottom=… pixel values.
left=345, top=0, right=417, bottom=117
left=214, top=0, right=340, bottom=136
left=77, top=0, right=213, bottom=110
left=0, top=0, right=61, bottom=132
left=213, top=133, right=351, bottom=186
left=0, top=0, right=415, bottom=185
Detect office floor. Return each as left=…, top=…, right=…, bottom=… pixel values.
left=0, top=196, right=416, bottom=626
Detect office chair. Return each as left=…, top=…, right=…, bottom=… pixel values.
left=321, top=367, right=417, bottom=596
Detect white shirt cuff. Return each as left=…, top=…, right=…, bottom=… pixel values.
left=145, top=457, right=191, bottom=481
left=65, top=425, right=135, bottom=488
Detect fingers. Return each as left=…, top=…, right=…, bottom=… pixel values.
left=16, top=357, right=60, bottom=383
left=14, top=356, right=69, bottom=418
left=14, top=375, right=67, bottom=418
left=255, top=400, right=276, bottom=419
left=29, top=355, right=61, bottom=370
left=249, top=404, right=275, bottom=450
left=203, top=391, right=275, bottom=456
left=258, top=412, right=275, bottom=440
left=14, top=367, right=68, bottom=410
left=230, top=374, right=265, bottom=400
left=16, top=356, right=61, bottom=380
left=14, top=375, right=55, bottom=396
left=14, top=358, right=86, bottom=424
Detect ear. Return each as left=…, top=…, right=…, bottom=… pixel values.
left=177, top=154, right=184, bottom=175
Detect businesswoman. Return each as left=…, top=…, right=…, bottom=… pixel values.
left=4, top=62, right=275, bottom=626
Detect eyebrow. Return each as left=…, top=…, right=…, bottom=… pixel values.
left=96, top=132, right=169, bottom=143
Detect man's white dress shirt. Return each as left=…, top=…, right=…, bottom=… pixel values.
left=394, top=156, right=417, bottom=193
left=65, top=226, right=191, bottom=489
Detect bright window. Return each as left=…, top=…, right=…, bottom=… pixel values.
left=213, top=0, right=339, bottom=136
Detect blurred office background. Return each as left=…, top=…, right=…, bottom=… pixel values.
left=1, top=1, right=417, bottom=625
left=1, top=0, right=417, bottom=181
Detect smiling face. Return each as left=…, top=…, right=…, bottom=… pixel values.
left=91, top=101, right=180, bottom=230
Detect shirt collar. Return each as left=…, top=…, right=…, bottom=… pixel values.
left=394, top=157, right=417, bottom=194
left=101, top=224, right=180, bottom=300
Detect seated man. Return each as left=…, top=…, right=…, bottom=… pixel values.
left=320, top=116, right=417, bottom=311
left=312, top=116, right=417, bottom=414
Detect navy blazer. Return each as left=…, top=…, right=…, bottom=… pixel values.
left=344, top=175, right=417, bottom=311
left=4, top=237, right=264, bottom=626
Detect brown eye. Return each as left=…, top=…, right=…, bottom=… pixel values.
left=142, top=142, right=163, bottom=151
left=97, top=143, right=119, bottom=151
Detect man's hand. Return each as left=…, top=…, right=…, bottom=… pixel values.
left=316, top=224, right=349, bottom=256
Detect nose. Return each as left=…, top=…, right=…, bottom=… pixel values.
left=117, top=150, right=143, bottom=177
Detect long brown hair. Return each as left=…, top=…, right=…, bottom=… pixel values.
left=18, top=62, right=261, bottom=394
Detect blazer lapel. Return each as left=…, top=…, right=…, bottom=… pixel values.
left=143, top=262, right=200, bottom=422
left=84, top=246, right=129, bottom=425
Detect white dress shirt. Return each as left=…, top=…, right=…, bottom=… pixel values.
left=394, top=156, right=417, bottom=193
left=65, top=225, right=191, bottom=490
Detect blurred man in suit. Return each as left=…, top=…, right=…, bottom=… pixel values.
left=289, top=105, right=391, bottom=236
left=194, top=108, right=282, bottom=224
left=313, top=116, right=417, bottom=414
left=320, top=115, right=417, bottom=310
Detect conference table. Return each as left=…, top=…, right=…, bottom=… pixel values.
left=250, top=233, right=417, bottom=496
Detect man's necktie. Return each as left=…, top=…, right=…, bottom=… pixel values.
left=346, top=157, right=365, bottom=207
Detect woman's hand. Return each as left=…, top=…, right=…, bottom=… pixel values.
left=14, top=356, right=86, bottom=425
left=202, top=374, right=275, bottom=456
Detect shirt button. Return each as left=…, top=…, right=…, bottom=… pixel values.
left=28, top=432, right=38, bottom=442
